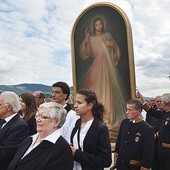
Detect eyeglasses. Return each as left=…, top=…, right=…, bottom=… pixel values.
left=35, top=114, right=51, bottom=120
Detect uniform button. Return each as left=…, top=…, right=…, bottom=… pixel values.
left=125, top=141, right=127, bottom=143
left=121, top=160, right=124, bottom=162
left=127, top=132, right=130, bottom=134
left=123, top=150, right=125, bottom=153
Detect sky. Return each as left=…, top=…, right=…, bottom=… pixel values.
left=0, top=0, right=169, bottom=97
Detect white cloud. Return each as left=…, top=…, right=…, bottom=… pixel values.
left=0, top=0, right=169, bottom=97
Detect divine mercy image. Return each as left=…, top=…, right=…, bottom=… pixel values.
left=72, top=4, right=134, bottom=141
left=78, top=16, right=127, bottom=130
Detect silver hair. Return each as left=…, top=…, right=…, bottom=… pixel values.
left=162, top=93, right=170, bottom=105
left=0, top=91, right=21, bottom=113
left=38, top=102, right=67, bottom=128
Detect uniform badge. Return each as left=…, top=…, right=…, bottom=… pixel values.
left=165, top=121, right=168, bottom=125
left=135, top=132, right=141, bottom=142
left=135, top=137, right=139, bottom=142
left=136, top=132, right=141, bottom=136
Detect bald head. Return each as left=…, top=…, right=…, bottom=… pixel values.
left=33, top=91, right=45, bottom=107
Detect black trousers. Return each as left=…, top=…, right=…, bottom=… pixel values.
left=159, top=158, right=170, bottom=170
left=152, top=150, right=160, bottom=170
left=116, top=163, right=140, bottom=170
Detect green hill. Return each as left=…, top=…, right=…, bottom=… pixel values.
left=0, top=83, right=73, bottom=97
left=0, top=83, right=51, bottom=95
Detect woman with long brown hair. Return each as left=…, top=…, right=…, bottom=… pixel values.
left=19, top=92, right=37, bottom=135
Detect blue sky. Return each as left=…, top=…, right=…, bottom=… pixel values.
left=0, top=0, right=170, bottom=97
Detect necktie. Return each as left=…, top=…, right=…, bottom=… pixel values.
left=0, top=119, right=6, bottom=129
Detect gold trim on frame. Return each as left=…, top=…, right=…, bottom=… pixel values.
left=71, top=2, right=136, bottom=98
left=71, top=2, right=136, bottom=142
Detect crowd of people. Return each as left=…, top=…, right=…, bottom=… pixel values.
left=110, top=92, right=170, bottom=170
left=0, top=82, right=112, bottom=170
left=0, top=81, right=170, bottom=170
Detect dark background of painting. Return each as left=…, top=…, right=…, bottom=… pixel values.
left=74, top=5, right=132, bottom=101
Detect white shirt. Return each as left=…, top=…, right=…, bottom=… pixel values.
left=60, top=108, right=79, bottom=143
left=21, top=129, right=61, bottom=159
left=1, top=113, right=17, bottom=129
left=73, top=119, right=94, bottom=170
left=141, top=109, right=147, bottom=121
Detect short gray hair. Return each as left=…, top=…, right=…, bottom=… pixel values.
left=0, top=91, right=21, bottom=113
left=38, top=102, right=67, bottom=128
left=162, top=93, right=170, bottom=105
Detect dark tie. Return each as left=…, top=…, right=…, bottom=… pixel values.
left=0, top=119, right=6, bottom=129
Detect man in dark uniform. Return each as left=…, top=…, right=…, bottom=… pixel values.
left=139, top=93, right=170, bottom=170
left=145, top=97, right=156, bottom=123
left=145, top=96, right=163, bottom=170
left=112, top=99, right=154, bottom=170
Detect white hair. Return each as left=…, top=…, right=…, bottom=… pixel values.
left=38, top=102, right=67, bottom=128
left=162, top=93, right=170, bottom=105
left=0, top=91, right=21, bottom=113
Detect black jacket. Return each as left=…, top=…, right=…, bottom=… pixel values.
left=115, top=118, right=154, bottom=170
left=0, top=114, right=29, bottom=170
left=8, top=135, right=73, bottom=170
left=71, top=118, right=112, bottom=170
